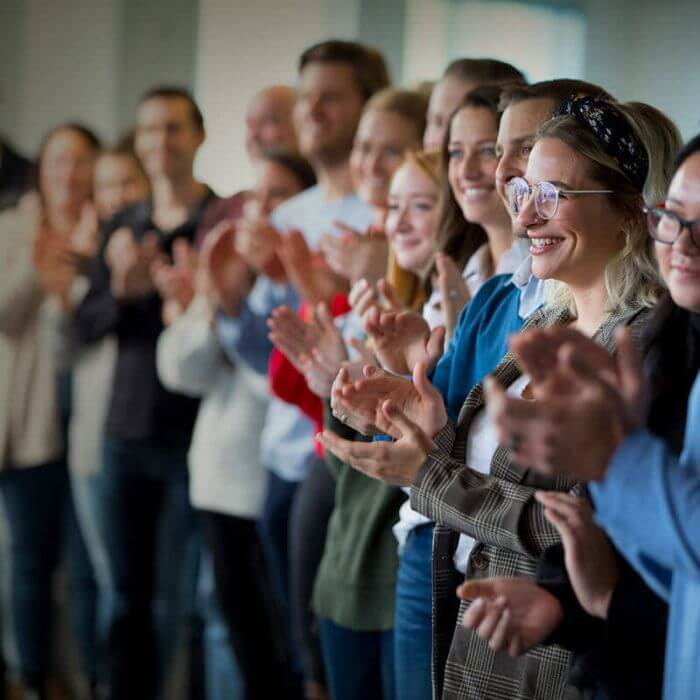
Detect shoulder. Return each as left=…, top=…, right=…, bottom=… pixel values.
left=270, top=186, right=322, bottom=228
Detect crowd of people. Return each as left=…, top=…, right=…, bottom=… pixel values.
left=0, top=36, right=698, bottom=700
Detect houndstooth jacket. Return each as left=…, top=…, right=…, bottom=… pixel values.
left=410, top=305, right=650, bottom=700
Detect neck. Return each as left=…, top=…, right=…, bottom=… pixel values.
left=151, top=173, right=206, bottom=221
left=569, top=277, right=610, bottom=336
left=483, top=214, right=514, bottom=272
left=316, top=160, right=355, bottom=201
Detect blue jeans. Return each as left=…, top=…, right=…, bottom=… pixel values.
left=394, top=523, right=434, bottom=700
left=100, top=436, right=200, bottom=699
left=0, top=461, right=67, bottom=683
left=319, top=618, right=395, bottom=700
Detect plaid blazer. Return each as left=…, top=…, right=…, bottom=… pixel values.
left=410, top=305, right=650, bottom=700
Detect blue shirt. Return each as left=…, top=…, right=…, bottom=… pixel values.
left=216, top=187, right=373, bottom=482
left=591, top=371, right=700, bottom=700
left=431, top=274, right=525, bottom=420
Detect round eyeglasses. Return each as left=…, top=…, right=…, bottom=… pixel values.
left=506, top=177, right=613, bottom=220
left=644, top=206, right=700, bottom=249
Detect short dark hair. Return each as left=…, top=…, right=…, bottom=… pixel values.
left=444, top=58, right=525, bottom=86
left=259, top=149, right=317, bottom=191
left=498, top=79, right=613, bottom=112
left=299, top=40, right=390, bottom=102
left=139, top=85, right=205, bottom=132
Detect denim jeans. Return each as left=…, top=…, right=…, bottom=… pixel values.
left=394, top=523, right=434, bottom=700
left=0, top=461, right=67, bottom=683
left=99, top=436, right=199, bottom=699
left=319, top=618, right=395, bottom=700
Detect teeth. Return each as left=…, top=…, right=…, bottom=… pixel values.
left=463, top=187, right=489, bottom=198
left=531, top=238, right=560, bottom=248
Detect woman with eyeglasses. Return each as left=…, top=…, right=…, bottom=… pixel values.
left=462, top=133, right=700, bottom=700
left=319, top=97, right=680, bottom=699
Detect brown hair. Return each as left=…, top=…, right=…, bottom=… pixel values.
left=362, top=87, right=429, bottom=143
left=139, top=85, right=205, bottom=132
left=444, top=58, right=525, bottom=85
left=538, top=100, right=680, bottom=314
left=299, top=40, right=390, bottom=102
left=436, top=84, right=505, bottom=271
left=498, top=79, right=613, bottom=113
left=259, top=149, right=317, bottom=191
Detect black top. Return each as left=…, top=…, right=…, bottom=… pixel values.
left=74, top=191, right=217, bottom=447
left=0, top=140, right=33, bottom=211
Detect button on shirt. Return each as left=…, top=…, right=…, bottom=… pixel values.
left=216, top=186, right=373, bottom=482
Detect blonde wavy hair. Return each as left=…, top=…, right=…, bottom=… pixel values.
left=539, top=100, right=681, bottom=317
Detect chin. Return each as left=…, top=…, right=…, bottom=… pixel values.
left=669, top=286, right=700, bottom=313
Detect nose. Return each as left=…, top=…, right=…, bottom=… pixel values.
left=394, top=203, right=411, bottom=232
left=496, top=151, right=520, bottom=190
left=368, top=151, right=383, bottom=176
left=516, top=187, right=539, bottom=229
left=674, top=226, right=700, bottom=255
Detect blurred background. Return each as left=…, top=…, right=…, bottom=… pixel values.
left=3, top=0, right=700, bottom=196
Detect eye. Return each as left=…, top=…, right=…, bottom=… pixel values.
left=519, top=145, right=532, bottom=157
left=478, top=145, right=498, bottom=159
left=447, top=148, right=463, bottom=160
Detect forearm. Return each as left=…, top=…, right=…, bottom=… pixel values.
left=411, top=429, right=574, bottom=557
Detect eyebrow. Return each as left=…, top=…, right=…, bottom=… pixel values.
left=509, top=134, right=536, bottom=145
left=448, top=138, right=497, bottom=146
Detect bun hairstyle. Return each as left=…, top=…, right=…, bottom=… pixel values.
left=538, top=98, right=681, bottom=315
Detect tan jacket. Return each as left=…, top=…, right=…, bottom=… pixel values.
left=0, top=204, right=62, bottom=469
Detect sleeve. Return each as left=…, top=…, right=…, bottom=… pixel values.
left=410, top=422, right=575, bottom=558
left=156, top=296, right=224, bottom=397
left=214, top=275, right=296, bottom=375
left=269, top=348, right=322, bottom=425
left=0, top=214, right=44, bottom=336
left=590, top=425, right=700, bottom=584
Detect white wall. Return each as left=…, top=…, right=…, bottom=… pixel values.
left=194, top=0, right=361, bottom=196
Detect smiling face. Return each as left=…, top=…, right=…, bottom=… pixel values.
left=40, top=128, right=96, bottom=213
left=253, top=159, right=306, bottom=217
left=94, top=153, right=150, bottom=221
left=385, top=161, right=439, bottom=275
left=294, top=61, right=365, bottom=166
left=350, top=109, right=422, bottom=208
left=447, top=106, right=504, bottom=227
left=495, top=98, right=556, bottom=231
left=655, top=151, right=700, bottom=312
left=135, top=96, right=204, bottom=181
left=517, top=137, right=625, bottom=288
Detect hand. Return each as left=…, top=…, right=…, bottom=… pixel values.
left=365, top=307, right=445, bottom=375
left=300, top=351, right=340, bottom=399
left=458, top=577, right=564, bottom=656
left=235, top=200, right=283, bottom=278
left=508, top=326, right=618, bottom=400
left=71, top=201, right=100, bottom=259
left=332, top=362, right=447, bottom=438
left=320, top=223, right=388, bottom=285
left=200, top=220, right=253, bottom=316
left=535, top=492, right=619, bottom=619
left=151, top=238, right=197, bottom=311
left=317, top=399, right=434, bottom=485
left=107, top=228, right=161, bottom=300
left=484, top=363, right=625, bottom=482
left=278, top=230, right=349, bottom=305
left=348, top=277, right=403, bottom=325
left=436, top=252, right=469, bottom=342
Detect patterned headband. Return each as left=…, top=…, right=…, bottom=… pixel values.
left=554, top=94, right=649, bottom=192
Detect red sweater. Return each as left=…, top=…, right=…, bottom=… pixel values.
left=268, top=294, right=351, bottom=456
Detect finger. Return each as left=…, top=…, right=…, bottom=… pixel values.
left=378, top=278, right=401, bottom=310
left=509, top=633, right=523, bottom=657
left=426, top=326, right=447, bottom=363
left=457, top=580, right=498, bottom=601
left=476, top=597, right=508, bottom=642
left=348, top=337, right=372, bottom=360
left=382, top=400, right=426, bottom=445
left=535, top=493, right=587, bottom=531
left=462, top=598, right=487, bottom=629
left=487, top=607, right=513, bottom=652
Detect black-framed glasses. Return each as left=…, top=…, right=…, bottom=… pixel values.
left=506, top=176, right=613, bottom=220
left=644, top=206, right=700, bottom=249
